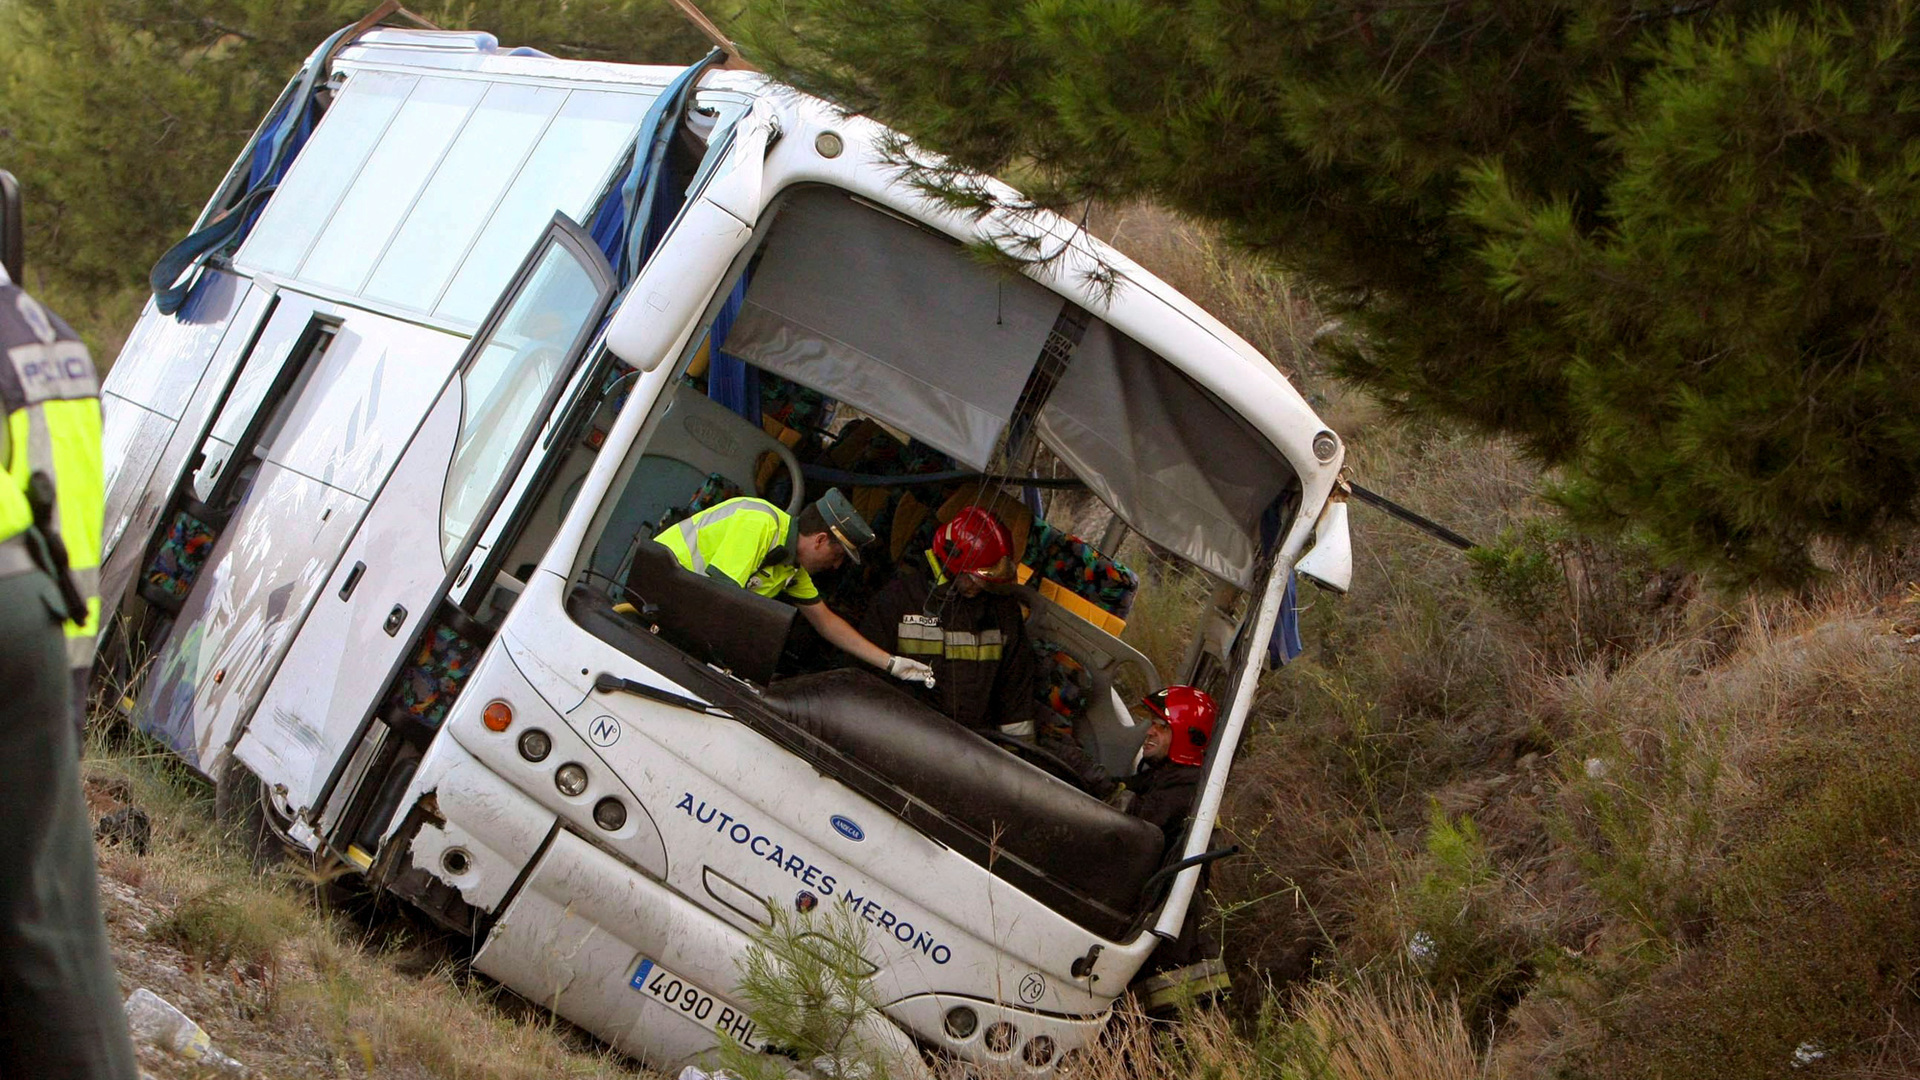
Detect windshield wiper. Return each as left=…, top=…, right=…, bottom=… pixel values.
left=593, top=672, right=728, bottom=716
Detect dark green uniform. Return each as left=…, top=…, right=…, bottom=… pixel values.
left=0, top=268, right=137, bottom=1079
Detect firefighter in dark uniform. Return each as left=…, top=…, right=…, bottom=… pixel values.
left=0, top=252, right=138, bottom=1077
left=860, top=507, right=1046, bottom=737
left=1120, top=686, right=1231, bottom=1014
left=857, top=506, right=1113, bottom=789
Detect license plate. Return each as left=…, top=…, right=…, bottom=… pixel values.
left=630, top=957, right=767, bottom=1051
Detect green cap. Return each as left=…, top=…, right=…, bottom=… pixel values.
left=815, top=488, right=873, bottom=564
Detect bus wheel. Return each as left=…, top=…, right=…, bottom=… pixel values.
left=213, top=759, right=291, bottom=871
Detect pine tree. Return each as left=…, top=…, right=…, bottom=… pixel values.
left=734, top=1, right=1920, bottom=586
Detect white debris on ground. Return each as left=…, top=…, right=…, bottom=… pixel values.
left=124, top=988, right=247, bottom=1076
left=1791, top=1041, right=1827, bottom=1069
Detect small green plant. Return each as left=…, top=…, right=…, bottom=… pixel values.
left=1553, top=719, right=1720, bottom=954
left=1468, top=521, right=1566, bottom=628
left=1403, top=806, right=1534, bottom=1033
left=720, top=905, right=894, bottom=1080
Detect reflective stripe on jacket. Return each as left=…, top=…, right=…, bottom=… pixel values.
left=0, top=282, right=103, bottom=673
left=857, top=556, right=1039, bottom=732
left=652, top=496, right=819, bottom=603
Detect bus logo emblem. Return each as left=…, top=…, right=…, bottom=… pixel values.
left=830, top=815, right=864, bottom=842
left=588, top=715, right=621, bottom=747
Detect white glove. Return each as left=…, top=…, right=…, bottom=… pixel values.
left=886, top=655, right=937, bottom=688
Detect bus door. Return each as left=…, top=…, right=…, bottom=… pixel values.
left=127, top=292, right=469, bottom=771
left=230, top=216, right=617, bottom=847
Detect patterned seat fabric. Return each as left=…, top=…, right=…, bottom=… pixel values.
left=143, top=510, right=217, bottom=604
left=1032, top=637, right=1092, bottom=727
left=760, top=374, right=833, bottom=434
left=1021, top=523, right=1140, bottom=620
left=381, top=623, right=483, bottom=730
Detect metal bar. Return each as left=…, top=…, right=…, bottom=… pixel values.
left=1347, top=480, right=1475, bottom=550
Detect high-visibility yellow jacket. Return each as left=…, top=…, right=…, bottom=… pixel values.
left=0, top=267, right=103, bottom=676
left=652, top=497, right=820, bottom=605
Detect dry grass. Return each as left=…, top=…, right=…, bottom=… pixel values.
left=1090, top=197, right=1920, bottom=1079
left=1044, top=983, right=1483, bottom=1080
left=1280, top=978, right=1486, bottom=1080
left=85, top=726, right=646, bottom=1080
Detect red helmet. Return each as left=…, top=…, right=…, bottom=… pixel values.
left=931, top=507, right=1016, bottom=583
left=1144, top=686, right=1217, bottom=766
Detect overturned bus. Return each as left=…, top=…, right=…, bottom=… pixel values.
left=96, top=21, right=1354, bottom=1077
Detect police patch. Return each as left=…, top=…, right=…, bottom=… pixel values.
left=12, top=291, right=56, bottom=344
left=8, top=340, right=96, bottom=404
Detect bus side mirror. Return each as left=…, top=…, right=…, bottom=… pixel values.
left=1295, top=498, right=1352, bottom=594
left=604, top=200, right=753, bottom=373
left=604, top=101, right=779, bottom=374
left=0, top=170, right=22, bottom=284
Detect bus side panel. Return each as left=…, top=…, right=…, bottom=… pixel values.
left=99, top=278, right=273, bottom=614
left=129, top=311, right=466, bottom=773
left=459, top=597, right=1147, bottom=1006
left=129, top=467, right=366, bottom=770
left=232, top=386, right=462, bottom=814
left=99, top=394, right=173, bottom=575
left=100, top=273, right=248, bottom=417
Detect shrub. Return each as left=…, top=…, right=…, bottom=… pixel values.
left=1159, top=978, right=1484, bottom=1080
left=723, top=906, right=897, bottom=1080
left=1549, top=654, right=1724, bottom=953
left=1403, top=807, right=1538, bottom=1032
left=151, top=882, right=305, bottom=973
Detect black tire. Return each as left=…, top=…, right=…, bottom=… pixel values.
left=213, top=759, right=290, bottom=871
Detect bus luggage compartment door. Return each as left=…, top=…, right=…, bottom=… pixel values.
left=474, top=827, right=928, bottom=1078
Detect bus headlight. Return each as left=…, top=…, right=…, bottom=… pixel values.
left=943, top=1006, right=977, bottom=1039
left=593, top=797, right=627, bottom=831
left=984, top=1021, right=1017, bottom=1055
left=555, top=763, right=589, bottom=797
left=517, top=729, right=551, bottom=762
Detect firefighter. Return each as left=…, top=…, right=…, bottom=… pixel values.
left=1121, top=685, right=1231, bottom=1014
left=655, top=488, right=935, bottom=686
left=858, top=506, right=1093, bottom=743
left=0, top=242, right=138, bottom=1076
left=1121, top=686, right=1217, bottom=843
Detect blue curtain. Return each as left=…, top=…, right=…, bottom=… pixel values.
left=1260, top=499, right=1305, bottom=668
left=705, top=274, right=759, bottom=422
left=587, top=48, right=725, bottom=289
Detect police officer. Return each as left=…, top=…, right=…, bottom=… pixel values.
left=655, top=488, right=936, bottom=686
left=0, top=193, right=139, bottom=1078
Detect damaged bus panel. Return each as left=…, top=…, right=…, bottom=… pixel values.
left=96, top=23, right=1351, bottom=1077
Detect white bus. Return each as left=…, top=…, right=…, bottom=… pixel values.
left=97, top=23, right=1353, bottom=1076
